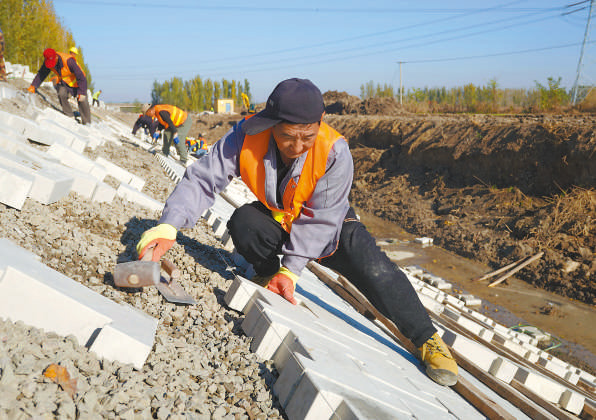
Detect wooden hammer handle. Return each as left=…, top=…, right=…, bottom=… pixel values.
left=141, top=246, right=155, bottom=262
left=161, top=259, right=180, bottom=279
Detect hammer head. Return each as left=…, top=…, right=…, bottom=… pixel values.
left=113, top=260, right=160, bottom=288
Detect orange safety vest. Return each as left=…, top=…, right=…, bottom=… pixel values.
left=49, top=52, right=85, bottom=88
left=239, top=121, right=342, bottom=233
left=153, top=104, right=187, bottom=129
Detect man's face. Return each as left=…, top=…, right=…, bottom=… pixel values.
left=272, top=121, right=320, bottom=163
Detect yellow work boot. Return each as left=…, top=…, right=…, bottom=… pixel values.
left=418, top=333, right=458, bottom=386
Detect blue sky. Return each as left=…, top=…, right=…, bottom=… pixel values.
left=51, top=0, right=594, bottom=103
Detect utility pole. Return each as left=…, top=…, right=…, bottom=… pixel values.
left=571, top=0, right=594, bottom=105
left=397, top=61, right=404, bottom=105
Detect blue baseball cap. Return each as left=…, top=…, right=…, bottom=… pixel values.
left=243, top=78, right=324, bottom=135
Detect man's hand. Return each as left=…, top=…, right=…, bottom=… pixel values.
left=136, top=223, right=177, bottom=262
left=27, top=85, right=36, bottom=93
left=77, top=94, right=86, bottom=101
left=173, top=134, right=180, bottom=145
left=266, top=267, right=298, bottom=305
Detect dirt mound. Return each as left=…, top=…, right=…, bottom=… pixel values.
left=338, top=112, right=596, bottom=305
left=323, top=91, right=408, bottom=116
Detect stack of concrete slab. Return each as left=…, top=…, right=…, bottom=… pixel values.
left=0, top=238, right=158, bottom=369
left=0, top=106, right=165, bottom=211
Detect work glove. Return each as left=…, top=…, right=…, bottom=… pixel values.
left=27, top=85, right=36, bottom=93
left=265, top=267, right=298, bottom=305
left=173, top=134, right=180, bottom=145
left=136, top=223, right=177, bottom=262
left=152, top=132, right=160, bottom=140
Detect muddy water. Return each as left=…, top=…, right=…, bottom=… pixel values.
left=355, top=207, right=596, bottom=373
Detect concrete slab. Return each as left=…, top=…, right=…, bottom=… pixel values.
left=0, top=238, right=158, bottom=369
left=116, top=183, right=163, bottom=212
left=16, top=148, right=99, bottom=199
left=47, top=143, right=107, bottom=181
left=0, top=150, right=73, bottom=205
left=235, top=279, right=486, bottom=419
left=0, top=162, right=34, bottom=209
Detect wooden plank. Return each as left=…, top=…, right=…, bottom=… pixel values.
left=581, top=399, right=596, bottom=420
left=453, top=348, right=555, bottom=420
left=510, top=379, right=577, bottom=420
left=474, top=256, right=529, bottom=282
left=453, top=376, right=517, bottom=420
left=488, top=252, right=544, bottom=287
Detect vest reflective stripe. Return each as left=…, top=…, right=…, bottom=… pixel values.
left=49, top=52, right=85, bottom=88
left=239, top=121, right=342, bottom=233
left=154, top=105, right=187, bottom=128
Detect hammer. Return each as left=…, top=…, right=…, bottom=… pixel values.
left=113, top=247, right=177, bottom=288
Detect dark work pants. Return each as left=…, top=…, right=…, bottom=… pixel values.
left=227, top=202, right=437, bottom=347
left=162, top=118, right=190, bottom=163
left=56, top=84, right=91, bottom=124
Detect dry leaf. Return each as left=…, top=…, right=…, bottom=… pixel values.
left=43, top=363, right=77, bottom=398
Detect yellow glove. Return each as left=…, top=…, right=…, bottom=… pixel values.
left=136, top=223, right=177, bottom=262
left=266, top=266, right=298, bottom=305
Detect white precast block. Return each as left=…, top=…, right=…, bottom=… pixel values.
left=0, top=151, right=72, bottom=205
left=0, top=239, right=158, bottom=369
left=440, top=329, right=517, bottom=383
left=0, top=163, right=34, bottom=209
left=443, top=306, right=495, bottom=341
left=116, top=183, right=163, bottom=212
left=47, top=143, right=107, bottom=180
left=558, top=390, right=585, bottom=415
left=0, top=111, right=51, bottom=145
left=0, top=130, right=29, bottom=153
left=95, top=156, right=133, bottom=184
left=0, top=84, right=18, bottom=100
left=92, top=182, right=117, bottom=203
left=458, top=294, right=482, bottom=306
left=513, top=368, right=567, bottom=404
left=16, top=148, right=100, bottom=198
left=36, top=119, right=82, bottom=150
left=129, top=174, right=145, bottom=191
left=212, top=217, right=227, bottom=237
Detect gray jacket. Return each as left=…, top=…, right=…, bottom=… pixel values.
left=159, top=119, right=353, bottom=275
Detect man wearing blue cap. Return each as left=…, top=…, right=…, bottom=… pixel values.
left=136, top=78, right=459, bottom=386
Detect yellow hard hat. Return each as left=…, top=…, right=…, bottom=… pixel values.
left=69, top=46, right=79, bottom=55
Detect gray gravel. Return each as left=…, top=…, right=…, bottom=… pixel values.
left=0, top=89, right=285, bottom=419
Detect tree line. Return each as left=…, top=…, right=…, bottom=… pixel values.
left=0, top=0, right=93, bottom=90
left=359, top=77, right=592, bottom=113
left=151, top=76, right=252, bottom=112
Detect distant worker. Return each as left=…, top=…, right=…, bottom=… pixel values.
left=144, top=104, right=190, bottom=165
left=68, top=46, right=79, bottom=58
left=27, top=48, right=91, bottom=125
left=186, top=133, right=208, bottom=157
left=132, top=113, right=160, bottom=143
left=92, top=89, right=102, bottom=107
left=135, top=78, right=459, bottom=387
left=0, top=26, right=7, bottom=82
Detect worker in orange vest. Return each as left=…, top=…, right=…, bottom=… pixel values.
left=135, top=78, right=459, bottom=387
left=144, top=104, right=190, bottom=165
left=27, top=48, right=91, bottom=124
